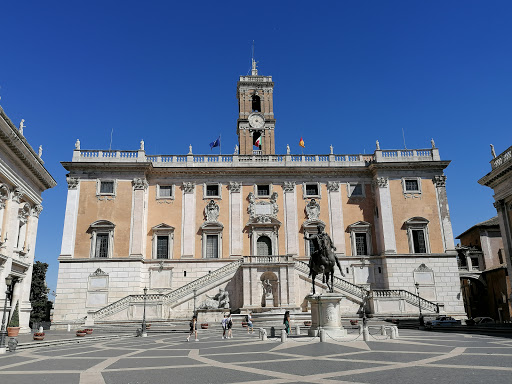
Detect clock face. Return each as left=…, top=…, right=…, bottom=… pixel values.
left=249, top=113, right=265, bottom=129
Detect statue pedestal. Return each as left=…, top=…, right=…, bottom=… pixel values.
left=196, top=308, right=229, bottom=323
left=306, top=293, right=347, bottom=338
left=264, top=295, right=274, bottom=307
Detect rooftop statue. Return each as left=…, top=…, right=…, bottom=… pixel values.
left=304, top=225, right=345, bottom=294
left=19, top=119, right=25, bottom=135
left=75, top=139, right=81, bottom=150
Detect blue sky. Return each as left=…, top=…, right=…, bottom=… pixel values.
left=1, top=1, right=511, bottom=295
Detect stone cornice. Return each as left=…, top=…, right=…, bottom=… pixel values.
left=478, top=160, right=512, bottom=187
left=0, top=107, right=57, bottom=190
left=369, top=161, right=450, bottom=172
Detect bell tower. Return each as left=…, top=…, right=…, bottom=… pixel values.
left=237, top=59, right=276, bottom=155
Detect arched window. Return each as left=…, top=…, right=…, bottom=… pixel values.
left=252, top=95, right=261, bottom=112
left=257, top=236, right=272, bottom=256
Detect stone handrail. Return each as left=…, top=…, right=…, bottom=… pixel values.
left=92, top=259, right=244, bottom=320
left=162, top=258, right=244, bottom=306
left=73, top=148, right=441, bottom=166
left=244, top=255, right=294, bottom=264
left=372, top=289, right=439, bottom=313
left=294, top=260, right=367, bottom=299
left=491, top=146, right=512, bottom=169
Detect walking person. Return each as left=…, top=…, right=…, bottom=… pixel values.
left=246, top=312, right=254, bottom=334
left=283, top=310, right=291, bottom=335
left=221, top=314, right=228, bottom=339
left=186, top=315, right=198, bottom=342
left=227, top=313, right=233, bottom=339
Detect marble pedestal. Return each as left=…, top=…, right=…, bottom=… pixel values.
left=306, top=293, right=347, bottom=338
left=264, top=295, right=274, bottom=307
left=196, top=308, right=229, bottom=323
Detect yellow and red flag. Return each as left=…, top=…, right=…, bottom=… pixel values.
left=299, top=137, right=305, bottom=148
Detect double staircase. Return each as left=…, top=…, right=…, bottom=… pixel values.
left=87, top=256, right=439, bottom=323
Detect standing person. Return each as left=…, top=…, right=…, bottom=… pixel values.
left=227, top=313, right=233, bottom=339
left=247, top=312, right=254, bottom=334
left=283, top=311, right=291, bottom=335
left=221, top=314, right=228, bottom=339
left=186, top=315, right=198, bottom=342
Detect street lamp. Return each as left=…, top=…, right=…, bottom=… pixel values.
left=414, top=282, right=424, bottom=328
left=1, top=276, right=13, bottom=352
left=141, top=286, right=148, bottom=337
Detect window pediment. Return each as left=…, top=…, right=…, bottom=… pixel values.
left=405, top=217, right=429, bottom=225
left=88, top=220, right=115, bottom=233
left=152, top=223, right=175, bottom=231
left=348, top=221, right=372, bottom=229
left=201, top=222, right=224, bottom=231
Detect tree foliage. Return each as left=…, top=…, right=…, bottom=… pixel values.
left=30, top=261, right=50, bottom=323
left=8, top=301, right=19, bottom=327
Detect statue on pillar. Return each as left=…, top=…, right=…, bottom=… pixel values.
left=490, top=144, right=496, bottom=158
left=75, top=139, right=81, bottom=150
left=140, top=139, right=144, bottom=151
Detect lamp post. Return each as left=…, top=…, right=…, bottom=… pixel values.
left=1, top=276, right=13, bottom=353
left=414, top=282, right=424, bottom=328
left=141, top=286, right=148, bottom=337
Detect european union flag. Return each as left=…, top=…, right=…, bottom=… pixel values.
left=210, top=137, right=220, bottom=150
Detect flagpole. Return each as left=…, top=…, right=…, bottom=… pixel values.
left=219, top=134, right=221, bottom=155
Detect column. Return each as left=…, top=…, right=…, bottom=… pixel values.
left=129, top=178, right=149, bottom=258
left=283, top=182, right=299, bottom=256
left=434, top=175, right=455, bottom=251
left=494, top=200, right=512, bottom=285
left=327, top=181, right=346, bottom=255
left=17, top=205, right=42, bottom=333
left=181, top=182, right=196, bottom=258
left=4, top=187, right=23, bottom=257
left=60, top=177, right=80, bottom=258
left=373, top=177, right=397, bottom=254
left=228, top=182, right=243, bottom=257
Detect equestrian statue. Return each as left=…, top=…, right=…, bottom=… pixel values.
left=304, top=225, right=345, bottom=294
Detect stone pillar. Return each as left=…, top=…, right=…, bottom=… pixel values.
left=327, top=181, right=345, bottom=255
left=283, top=182, right=299, bottom=256
left=373, top=177, right=397, bottom=254
left=434, top=175, right=455, bottom=251
left=18, top=205, right=42, bottom=333
left=494, top=200, right=512, bottom=311
left=60, top=177, right=80, bottom=258
left=181, top=182, right=196, bottom=258
left=279, top=266, right=288, bottom=305
left=229, top=182, right=243, bottom=256
left=306, top=293, right=347, bottom=337
left=129, top=178, right=149, bottom=259
left=4, top=187, right=23, bottom=257
left=242, top=267, right=252, bottom=307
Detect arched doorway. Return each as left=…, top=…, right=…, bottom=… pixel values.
left=257, top=236, right=272, bottom=256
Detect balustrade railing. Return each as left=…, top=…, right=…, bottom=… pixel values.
left=372, top=289, right=439, bottom=313
left=244, top=255, right=293, bottom=264
left=491, top=146, right=512, bottom=169
left=74, top=148, right=439, bottom=165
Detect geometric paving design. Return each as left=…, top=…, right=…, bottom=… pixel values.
left=1, top=328, right=511, bottom=383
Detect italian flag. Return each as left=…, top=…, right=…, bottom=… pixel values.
left=255, top=136, right=261, bottom=147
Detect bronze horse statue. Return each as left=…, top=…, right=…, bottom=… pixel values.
left=305, top=226, right=345, bottom=294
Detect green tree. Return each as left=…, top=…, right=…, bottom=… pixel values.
left=8, top=302, right=19, bottom=327
left=29, top=261, right=50, bottom=324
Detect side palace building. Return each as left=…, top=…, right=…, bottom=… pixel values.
left=53, top=62, right=465, bottom=325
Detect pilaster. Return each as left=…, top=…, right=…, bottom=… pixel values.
left=60, top=177, right=80, bottom=258
left=373, top=177, right=397, bottom=254
left=181, top=182, right=196, bottom=258
left=327, top=181, right=345, bottom=255
left=229, top=182, right=243, bottom=257
left=433, top=175, right=455, bottom=251
left=129, top=178, right=149, bottom=259
left=283, top=182, right=299, bottom=256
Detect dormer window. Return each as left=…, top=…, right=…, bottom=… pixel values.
left=252, top=94, right=261, bottom=112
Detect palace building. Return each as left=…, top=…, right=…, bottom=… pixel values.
left=53, top=61, right=465, bottom=325
left=0, top=106, right=56, bottom=334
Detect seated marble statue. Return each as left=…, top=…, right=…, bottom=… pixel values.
left=198, top=288, right=230, bottom=309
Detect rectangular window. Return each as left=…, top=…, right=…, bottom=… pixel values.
left=100, top=181, right=114, bottom=194
left=349, top=183, right=363, bottom=197
left=257, top=184, right=270, bottom=197
left=159, top=186, right=173, bottom=198
left=96, top=234, right=109, bottom=258
left=355, top=233, right=368, bottom=255
left=156, top=236, right=169, bottom=259
left=308, top=238, right=318, bottom=256
left=206, top=235, right=219, bottom=258
left=206, top=184, right=220, bottom=197
left=305, top=184, right=319, bottom=196
left=405, top=179, right=419, bottom=192
left=412, top=229, right=426, bottom=253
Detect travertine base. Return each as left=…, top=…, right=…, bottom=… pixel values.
left=306, top=293, right=347, bottom=338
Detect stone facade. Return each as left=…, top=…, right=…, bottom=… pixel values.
left=0, top=106, right=56, bottom=333
left=53, top=63, right=466, bottom=325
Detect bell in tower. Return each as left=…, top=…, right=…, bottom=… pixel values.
left=236, top=59, right=276, bottom=155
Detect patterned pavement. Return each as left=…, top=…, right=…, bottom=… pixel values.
left=0, top=328, right=511, bottom=384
